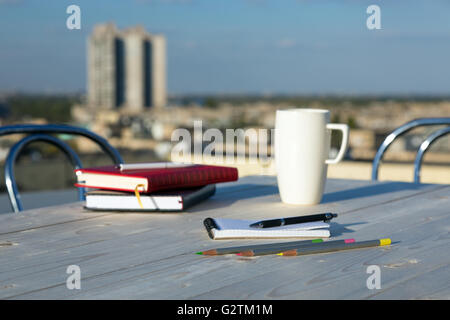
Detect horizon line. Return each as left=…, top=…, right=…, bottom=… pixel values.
left=2, top=90, right=450, bottom=99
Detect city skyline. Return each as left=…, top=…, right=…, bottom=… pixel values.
left=0, top=0, right=450, bottom=95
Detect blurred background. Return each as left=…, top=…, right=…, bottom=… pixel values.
left=0, top=0, right=449, bottom=211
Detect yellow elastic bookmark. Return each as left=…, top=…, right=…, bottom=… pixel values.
left=134, top=184, right=145, bottom=209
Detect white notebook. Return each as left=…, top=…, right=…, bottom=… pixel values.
left=203, top=217, right=330, bottom=240
left=85, top=185, right=216, bottom=212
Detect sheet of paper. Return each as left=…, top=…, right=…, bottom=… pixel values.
left=210, top=218, right=331, bottom=239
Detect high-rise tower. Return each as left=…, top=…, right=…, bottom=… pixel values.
left=87, top=23, right=167, bottom=110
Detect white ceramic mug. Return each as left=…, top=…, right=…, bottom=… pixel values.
left=275, top=108, right=349, bottom=205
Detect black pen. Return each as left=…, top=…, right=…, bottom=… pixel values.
left=249, top=213, right=338, bottom=228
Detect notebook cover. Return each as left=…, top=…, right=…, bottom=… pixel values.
left=203, top=217, right=220, bottom=239
left=75, top=164, right=238, bottom=193
left=84, top=185, right=216, bottom=212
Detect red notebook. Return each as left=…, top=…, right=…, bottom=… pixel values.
left=75, top=163, right=238, bottom=193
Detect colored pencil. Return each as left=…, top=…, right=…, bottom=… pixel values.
left=237, top=238, right=355, bottom=257
left=277, top=238, right=391, bottom=256
left=196, top=238, right=324, bottom=256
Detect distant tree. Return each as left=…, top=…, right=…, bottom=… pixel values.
left=347, top=116, right=358, bottom=129
left=204, top=97, right=219, bottom=109
left=331, top=114, right=341, bottom=123
left=6, top=95, right=80, bottom=123
left=0, top=102, right=10, bottom=118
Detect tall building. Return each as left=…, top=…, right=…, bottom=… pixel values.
left=87, top=23, right=167, bottom=110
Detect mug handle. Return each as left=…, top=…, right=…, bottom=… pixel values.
left=325, top=123, right=349, bottom=165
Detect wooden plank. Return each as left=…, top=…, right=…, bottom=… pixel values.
left=0, top=179, right=446, bottom=298
left=78, top=185, right=450, bottom=299
left=0, top=189, right=79, bottom=214
left=0, top=178, right=270, bottom=235
left=0, top=177, right=448, bottom=299
left=0, top=178, right=440, bottom=270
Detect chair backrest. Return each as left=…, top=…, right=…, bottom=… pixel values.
left=0, top=124, right=123, bottom=212
left=372, top=118, right=450, bottom=183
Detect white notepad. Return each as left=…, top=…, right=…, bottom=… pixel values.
left=203, top=217, right=330, bottom=240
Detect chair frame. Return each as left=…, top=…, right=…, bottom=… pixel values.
left=0, top=124, right=123, bottom=212
left=413, top=126, right=450, bottom=183
left=371, top=118, right=450, bottom=183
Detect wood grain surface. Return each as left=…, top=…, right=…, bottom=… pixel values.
left=0, top=176, right=449, bottom=299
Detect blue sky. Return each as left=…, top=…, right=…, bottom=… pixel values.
left=0, top=0, right=449, bottom=95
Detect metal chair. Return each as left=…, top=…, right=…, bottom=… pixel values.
left=0, top=124, right=123, bottom=212
left=372, top=118, right=450, bottom=183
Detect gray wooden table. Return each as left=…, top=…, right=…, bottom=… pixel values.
left=0, top=176, right=449, bottom=299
